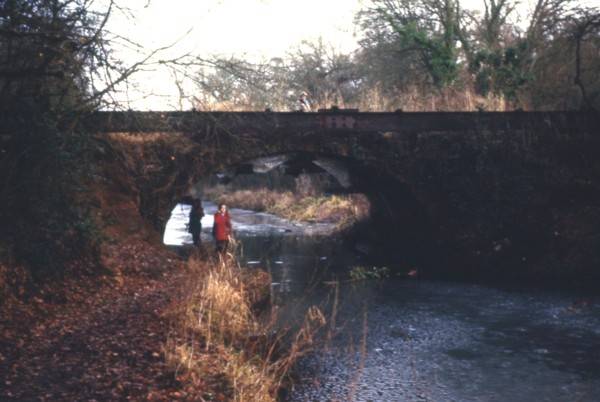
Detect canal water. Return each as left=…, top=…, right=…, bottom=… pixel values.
left=164, top=202, right=600, bottom=402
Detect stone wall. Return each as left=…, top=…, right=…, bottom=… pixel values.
left=98, top=111, right=600, bottom=286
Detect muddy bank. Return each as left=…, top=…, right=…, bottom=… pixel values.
left=1, top=131, right=322, bottom=401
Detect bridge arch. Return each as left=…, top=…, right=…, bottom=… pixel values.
left=165, top=150, right=439, bottom=269
left=102, top=110, right=600, bottom=282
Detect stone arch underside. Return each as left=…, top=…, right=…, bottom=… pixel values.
left=186, top=150, right=438, bottom=269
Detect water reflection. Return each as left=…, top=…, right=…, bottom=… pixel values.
left=290, top=281, right=600, bottom=402
left=163, top=202, right=600, bottom=402
left=163, top=201, right=335, bottom=246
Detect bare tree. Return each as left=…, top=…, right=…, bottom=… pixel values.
left=186, top=39, right=361, bottom=111
left=286, top=39, right=361, bottom=110
left=0, top=0, right=189, bottom=277
left=569, top=8, right=600, bottom=109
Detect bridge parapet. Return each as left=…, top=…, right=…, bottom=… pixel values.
left=80, top=110, right=597, bottom=137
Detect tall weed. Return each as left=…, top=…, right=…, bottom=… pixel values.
left=164, top=255, right=326, bottom=401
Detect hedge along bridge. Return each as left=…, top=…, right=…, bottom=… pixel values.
left=88, top=109, right=600, bottom=280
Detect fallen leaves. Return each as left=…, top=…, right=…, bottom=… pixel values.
left=0, top=252, right=193, bottom=401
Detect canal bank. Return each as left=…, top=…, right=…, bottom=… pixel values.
left=164, top=201, right=600, bottom=402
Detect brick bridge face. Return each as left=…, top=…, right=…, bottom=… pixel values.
left=91, top=110, right=597, bottom=174
left=93, top=110, right=600, bottom=281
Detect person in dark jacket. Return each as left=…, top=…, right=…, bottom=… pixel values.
left=188, top=199, right=204, bottom=246
left=212, top=203, right=232, bottom=254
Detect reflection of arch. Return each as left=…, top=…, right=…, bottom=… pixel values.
left=212, top=153, right=352, bottom=189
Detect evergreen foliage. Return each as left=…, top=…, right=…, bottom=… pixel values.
left=0, top=0, right=117, bottom=279
left=193, top=0, right=599, bottom=111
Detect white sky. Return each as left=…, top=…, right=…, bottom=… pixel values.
left=105, top=0, right=364, bottom=109
left=118, top=0, right=363, bottom=58
left=102, top=0, right=598, bottom=110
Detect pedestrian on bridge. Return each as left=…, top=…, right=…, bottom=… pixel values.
left=298, top=91, right=311, bottom=112
left=212, top=202, right=232, bottom=255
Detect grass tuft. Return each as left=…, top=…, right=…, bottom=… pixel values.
left=163, top=255, right=326, bottom=401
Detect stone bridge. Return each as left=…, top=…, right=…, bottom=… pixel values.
left=93, top=109, right=600, bottom=283
left=89, top=109, right=596, bottom=160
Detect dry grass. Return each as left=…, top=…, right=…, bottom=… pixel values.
left=194, top=84, right=515, bottom=112
left=106, top=132, right=178, bottom=143
left=205, top=187, right=370, bottom=230
left=274, top=194, right=370, bottom=228
left=163, top=255, right=326, bottom=401
left=204, top=186, right=283, bottom=213
left=354, top=85, right=512, bottom=112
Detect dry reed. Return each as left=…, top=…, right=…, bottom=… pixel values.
left=204, top=187, right=370, bottom=230
left=163, top=254, right=326, bottom=401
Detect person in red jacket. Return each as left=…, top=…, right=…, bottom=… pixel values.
left=212, top=203, right=232, bottom=255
